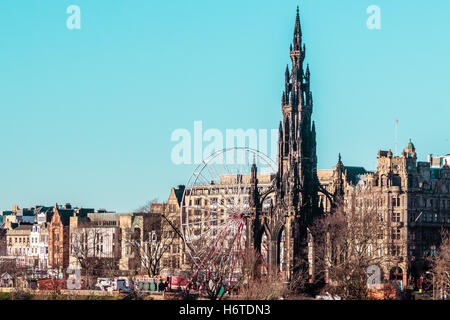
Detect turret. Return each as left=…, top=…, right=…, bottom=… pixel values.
left=403, top=139, right=417, bottom=159
left=249, top=158, right=260, bottom=212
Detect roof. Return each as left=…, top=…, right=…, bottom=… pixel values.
left=55, top=209, right=75, bottom=226
left=174, top=186, right=185, bottom=205
left=21, top=216, right=36, bottom=224
left=1, top=273, right=13, bottom=280
left=45, top=211, right=54, bottom=223
left=76, top=208, right=95, bottom=217
left=14, top=208, right=34, bottom=216
left=8, top=224, right=32, bottom=234
left=406, top=139, right=415, bottom=150
left=14, top=224, right=33, bottom=231
left=87, top=212, right=122, bottom=221
left=344, top=166, right=368, bottom=185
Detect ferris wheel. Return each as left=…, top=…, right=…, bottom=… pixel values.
left=179, top=147, right=277, bottom=292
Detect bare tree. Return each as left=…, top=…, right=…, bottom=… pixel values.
left=0, top=258, right=18, bottom=276
left=237, top=248, right=288, bottom=300
left=0, top=258, right=20, bottom=287
left=429, top=229, right=450, bottom=299
left=287, top=257, right=311, bottom=298
left=134, top=199, right=159, bottom=215
left=71, top=226, right=117, bottom=289
left=125, top=214, right=178, bottom=277
left=309, top=195, right=393, bottom=300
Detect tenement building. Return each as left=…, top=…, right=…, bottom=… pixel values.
left=318, top=141, right=450, bottom=287
left=160, top=174, right=275, bottom=276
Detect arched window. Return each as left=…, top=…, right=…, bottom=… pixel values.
left=392, top=174, right=401, bottom=187
left=261, top=232, right=269, bottom=267
left=277, top=228, right=285, bottom=273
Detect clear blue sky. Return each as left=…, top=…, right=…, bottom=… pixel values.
left=1, top=0, right=449, bottom=212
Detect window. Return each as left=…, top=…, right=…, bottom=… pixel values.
left=422, top=245, right=428, bottom=257
left=377, top=212, right=384, bottom=222
left=391, top=196, right=400, bottom=207
left=390, top=245, right=401, bottom=256
left=392, top=212, right=401, bottom=222
left=430, top=245, right=437, bottom=257
left=392, top=175, right=401, bottom=186
left=391, top=228, right=401, bottom=240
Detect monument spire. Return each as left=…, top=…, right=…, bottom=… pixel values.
left=293, top=6, right=302, bottom=51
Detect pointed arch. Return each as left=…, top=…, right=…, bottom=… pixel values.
left=276, top=225, right=286, bottom=272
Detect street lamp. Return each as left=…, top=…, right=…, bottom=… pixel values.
left=425, top=271, right=435, bottom=300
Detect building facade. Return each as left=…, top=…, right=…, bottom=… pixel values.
left=69, top=213, right=121, bottom=271
left=48, top=204, right=93, bottom=271
left=6, top=225, right=33, bottom=267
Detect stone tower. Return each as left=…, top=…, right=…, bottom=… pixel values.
left=276, top=6, right=321, bottom=277
left=253, top=7, right=321, bottom=280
